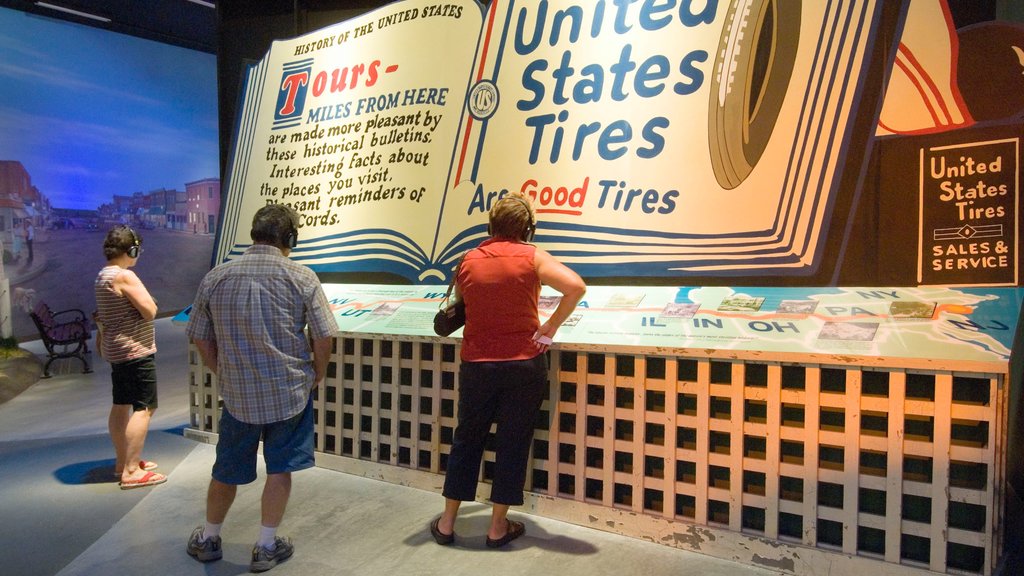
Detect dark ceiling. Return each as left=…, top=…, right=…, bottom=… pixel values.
left=0, top=0, right=218, bottom=53
left=0, top=0, right=1006, bottom=59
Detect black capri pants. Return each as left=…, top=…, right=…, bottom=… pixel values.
left=442, top=353, right=547, bottom=506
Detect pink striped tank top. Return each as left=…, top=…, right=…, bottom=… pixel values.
left=94, top=265, right=156, bottom=363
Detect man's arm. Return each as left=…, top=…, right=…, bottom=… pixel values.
left=311, top=335, right=332, bottom=388
left=304, top=279, right=337, bottom=389
left=192, top=338, right=218, bottom=374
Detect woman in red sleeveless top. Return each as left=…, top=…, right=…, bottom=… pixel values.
left=430, top=193, right=586, bottom=548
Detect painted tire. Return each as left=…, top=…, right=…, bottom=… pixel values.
left=708, top=0, right=801, bottom=189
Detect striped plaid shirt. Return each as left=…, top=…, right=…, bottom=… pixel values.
left=186, top=244, right=336, bottom=424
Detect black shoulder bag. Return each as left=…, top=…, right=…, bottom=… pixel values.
left=433, top=257, right=466, bottom=336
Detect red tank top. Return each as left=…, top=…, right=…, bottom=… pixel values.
left=458, top=239, right=540, bottom=362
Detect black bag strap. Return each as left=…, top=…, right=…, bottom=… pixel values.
left=439, top=253, right=466, bottom=308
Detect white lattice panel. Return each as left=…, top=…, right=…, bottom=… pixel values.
left=188, top=337, right=1007, bottom=575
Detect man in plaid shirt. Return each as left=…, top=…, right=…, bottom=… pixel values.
left=184, top=204, right=336, bottom=572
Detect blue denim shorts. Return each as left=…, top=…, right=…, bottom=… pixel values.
left=212, top=398, right=315, bottom=485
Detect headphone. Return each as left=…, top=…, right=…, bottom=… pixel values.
left=282, top=226, right=298, bottom=249
left=125, top=226, right=141, bottom=258
left=513, top=195, right=537, bottom=241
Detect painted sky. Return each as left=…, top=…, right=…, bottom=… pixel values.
left=0, top=7, right=218, bottom=210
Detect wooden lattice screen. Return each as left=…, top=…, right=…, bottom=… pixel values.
left=188, top=336, right=1007, bottom=575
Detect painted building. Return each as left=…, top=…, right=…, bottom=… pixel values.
left=0, top=161, right=33, bottom=252
left=185, top=177, right=220, bottom=234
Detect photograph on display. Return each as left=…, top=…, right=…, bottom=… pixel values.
left=605, top=293, right=645, bottom=308
left=372, top=302, right=402, bottom=316
left=561, top=313, right=583, bottom=328
left=818, top=321, right=880, bottom=342
left=538, top=295, right=562, bottom=311
left=889, top=301, right=937, bottom=319
left=660, top=303, right=701, bottom=319
left=776, top=300, right=819, bottom=314
left=718, top=296, right=765, bottom=312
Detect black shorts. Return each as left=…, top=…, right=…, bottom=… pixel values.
left=111, top=354, right=157, bottom=411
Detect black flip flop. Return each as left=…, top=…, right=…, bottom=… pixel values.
left=430, top=517, right=455, bottom=545
left=485, top=519, right=525, bottom=548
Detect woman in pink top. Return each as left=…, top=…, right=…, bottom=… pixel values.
left=430, top=193, right=586, bottom=548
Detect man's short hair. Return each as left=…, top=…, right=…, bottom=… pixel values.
left=103, top=225, right=140, bottom=260
left=489, top=193, right=536, bottom=241
left=251, top=204, right=300, bottom=249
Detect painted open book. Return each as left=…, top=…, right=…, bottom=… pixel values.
left=216, top=0, right=906, bottom=282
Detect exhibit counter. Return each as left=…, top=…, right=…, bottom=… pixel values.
left=184, top=285, right=1024, bottom=575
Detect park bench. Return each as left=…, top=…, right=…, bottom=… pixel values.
left=28, top=300, right=92, bottom=378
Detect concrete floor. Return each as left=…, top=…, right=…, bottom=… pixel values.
left=0, top=318, right=782, bottom=576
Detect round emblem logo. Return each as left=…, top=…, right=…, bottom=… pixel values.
left=468, top=80, right=499, bottom=120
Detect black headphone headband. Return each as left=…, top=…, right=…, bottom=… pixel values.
left=283, top=226, right=298, bottom=249
left=510, top=195, right=536, bottom=241
left=125, top=226, right=140, bottom=258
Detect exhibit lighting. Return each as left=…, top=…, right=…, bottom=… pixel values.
left=184, top=0, right=215, bottom=8
left=34, top=1, right=111, bottom=22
